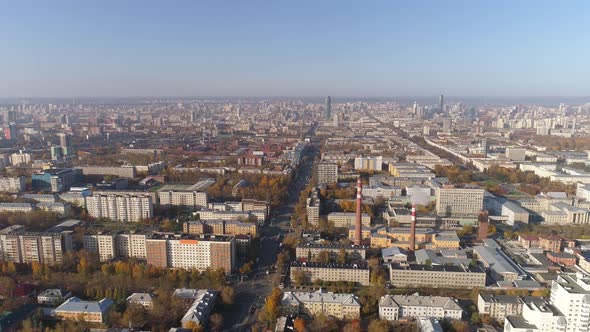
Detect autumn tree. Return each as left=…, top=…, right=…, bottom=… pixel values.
left=209, top=313, right=224, bottom=331
left=368, top=319, right=391, bottom=332
left=294, top=317, right=306, bottom=332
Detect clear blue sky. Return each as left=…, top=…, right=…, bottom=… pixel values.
left=1, top=1, right=589, bottom=98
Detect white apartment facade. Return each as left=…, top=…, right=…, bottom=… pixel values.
left=85, top=193, right=153, bottom=222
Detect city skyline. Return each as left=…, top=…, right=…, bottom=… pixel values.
left=1, top=1, right=589, bottom=98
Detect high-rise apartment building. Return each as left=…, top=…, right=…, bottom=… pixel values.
left=157, top=183, right=210, bottom=210
left=317, top=161, right=338, bottom=184
left=0, top=176, right=26, bottom=193
left=85, top=192, right=153, bottom=222
left=354, top=156, right=383, bottom=171
left=0, top=231, right=72, bottom=265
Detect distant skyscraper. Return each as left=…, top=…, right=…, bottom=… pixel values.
left=324, top=96, right=332, bottom=118
left=333, top=114, right=338, bottom=127
left=236, top=107, right=241, bottom=119
left=58, top=133, right=73, bottom=156
left=439, top=94, right=444, bottom=113
left=412, top=101, right=418, bottom=116
left=190, top=110, right=198, bottom=123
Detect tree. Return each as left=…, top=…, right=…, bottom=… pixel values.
left=258, top=287, right=283, bottom=325
left=368, top=319, right=391, bottom=332
left=337, top=248, right=347, bottom=264
left=343, top=319, right=361, bottom=332
left=240, top=261, right=253, bottom=275
left=220, top=286, right=235, bottom=305
left=471, top=312, right=481, bottom=325
left=184, top=321, right=204, bottom=332
left=315, top=250, right=331, bottom=263
left=209, top=313, right=223, bottom=331
left=294, top=317, right=306, bottom=332
left=292, top=270, right=307, bottom=286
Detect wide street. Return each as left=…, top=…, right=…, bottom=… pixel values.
left=222, top=144, right=318, bottom=332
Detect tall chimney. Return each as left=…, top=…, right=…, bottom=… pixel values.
left=410, top=204, right=416, bottom=251
left=354, top=178, right=362, bottom=246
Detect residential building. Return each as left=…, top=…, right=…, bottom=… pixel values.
left=306, top=188, right=320, bottom=226
left=549, top=274, right=590, bottom=332
left=0, top=176, right=25, bottom=193
left=295, top=243, right=367, bottom=261
left=157, top=183, right=209, bottom=210
left=0, top=232, right=72, bottom=265
left=0, top=202, right=34, bottom=213
left=155, top=234, right=236, bottom=273
left=9, top=152, right=31, bottom=166
left=317, top=162, right=338, bottom=184
left=389, top=264, right=486, bottom=288
left=281, top=290, right=361, bottom=319
left=379, top=294, right=463, bottom=321
left=328, top=212, right=371, bottom=228
left=83, top=232, right=116, bottom=261
left=182, top=220, right=258, bottom=236
left=37, top=289, right=72, bottom=306
left=180, top=289, right=218, bottom=328
left=289, top=261, right=370, bottom=286
left=126, top=293, right=154, bottom=309
left=54, top=297, right=113, bottom=323
left=78, top=166, right=136, bottom=178
left=435, top=187, right=484, bottom=216
left=477, top=294, right=544, bottom=322
left=354, top=156, right=383, bottom=171
left=504, top=301, right=566, bottom=332
left=85, top=192, right=153, bottom=222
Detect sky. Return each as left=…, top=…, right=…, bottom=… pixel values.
left=0, top=1, right=589, bottom=98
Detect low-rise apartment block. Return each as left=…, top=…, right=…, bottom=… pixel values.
left=295, top=243, right=367, bottom=261
left=290, top=261, right=370, bottom=286
left=183, top=220, right=258, bottom=236
left=54, top=297, right=113, bottom=323
left=328, top=212, right=371, bottom=228
left=379, top=294, right=463, bottom=321
left=281, top=290, right=360, bottom=319
left=390, top=264, right=486, bottom=288
left=477, top=294, right=544, bottom=322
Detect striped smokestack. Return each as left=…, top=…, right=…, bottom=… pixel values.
left=354, top=178, right=362, bottom=246
left=410, top=204, right=416, bottom=251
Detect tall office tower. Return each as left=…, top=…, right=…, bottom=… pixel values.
left=236, top=107, right=241, bottom=119
left=4, top=123, right=17, bottom=140
left=324, top=96, right=332, bottom=118
left=439, top=94, right=444, bottom=113
left=333, top=114, right=338, bottom=127
left=354, top=179, right=363, bottom=246
left=412, top=101, right=418, bottom=115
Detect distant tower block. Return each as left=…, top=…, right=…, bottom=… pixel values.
left=324, top=96, right=332, bottom=119
left=354, top=178, right=363, bottom=246
left=478, top=210, right=489, bottom=240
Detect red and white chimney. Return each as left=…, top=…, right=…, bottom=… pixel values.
left=410, top=204, right=416, bottom=251
left=354, top=178, right=362, bottom=246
